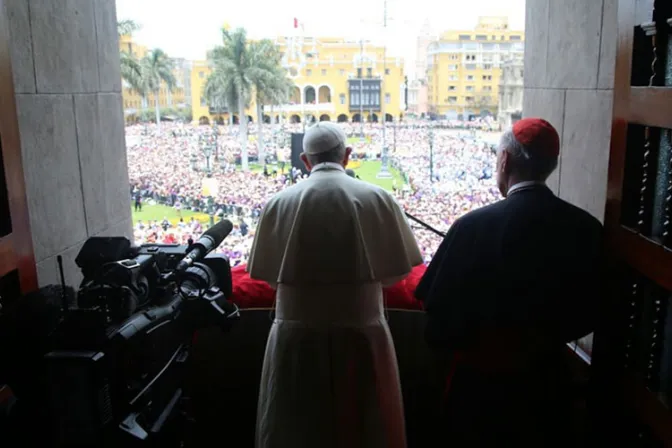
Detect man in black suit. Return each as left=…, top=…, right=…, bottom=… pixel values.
left=415, top=118, right=604, bottom=446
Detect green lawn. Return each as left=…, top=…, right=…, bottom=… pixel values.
left=347, top=136, right=372, bottom=145
left=353, top=160, right=405, bottom=192
left=133, top=161, right=404, bottom=225
left=132, top=204, right=210, bottom=226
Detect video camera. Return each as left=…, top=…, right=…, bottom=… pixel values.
left=44, top=220, right=240, bottom=447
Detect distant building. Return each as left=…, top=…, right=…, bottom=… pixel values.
left=119, top=35, right=187, bottom=123
left=407, top=79, right=428, bottom=116
left=426, top=16, right=524, bottom=120
left=407, top=19, right=432, bottom=116
left=190, top=35, right=406, bottom=125
left=414, top=19, right=432, bottom=82
left=172, top=58, right=193, bottom=110
left=497, top=56, right=524, bottom=129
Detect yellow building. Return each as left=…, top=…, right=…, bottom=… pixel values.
left=119, top=35, right=188, bottom=123
left=426, top=16, right=524, bottom=120
left=191, top=35, right=406, bottom=125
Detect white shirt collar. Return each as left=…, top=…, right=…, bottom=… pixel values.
left=311, top=162, right=345, bottom=173
left=507, top=180, right=546, bottom=196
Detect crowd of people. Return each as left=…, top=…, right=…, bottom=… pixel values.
left=127, top=118, right=501, bottom=266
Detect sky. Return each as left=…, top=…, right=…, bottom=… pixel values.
left=116, top=0, right=525, bottom=64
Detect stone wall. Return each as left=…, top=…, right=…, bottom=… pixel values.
left=523, top=0, right=618, bottom=222
left=5, top=0, right=131, bottom=287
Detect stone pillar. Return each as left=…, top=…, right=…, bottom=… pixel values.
left=523, top=0, right=617, bottom=222
left=6, top=0, right=131, bottom=287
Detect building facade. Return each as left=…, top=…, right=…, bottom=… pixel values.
left=414, top=19, right=432, bottom=82
left=407, top=79, right=428, bottom=116
left=190, top=36, right=406, bottom=125
left=426, top=16, right=524, bottom=120
left=497, top=56, right=524, bottom=129
left=119, top=35, right=187, bottom=122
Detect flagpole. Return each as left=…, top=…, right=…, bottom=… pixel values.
left=377, top=0, right=392, bottom=178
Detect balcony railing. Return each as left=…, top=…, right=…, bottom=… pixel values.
left=274, top=103, right=336, bottom=113
left=209, top=106, right=230, bottom=114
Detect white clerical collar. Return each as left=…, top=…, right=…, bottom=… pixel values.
left=507, top=181, right=546, bottom=196
left=311, top=162, right=345, bottom=173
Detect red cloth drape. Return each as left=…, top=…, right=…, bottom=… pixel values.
left=230, top=264, right=427, bottom=310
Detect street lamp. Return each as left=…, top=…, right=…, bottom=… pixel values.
left=212, top=123, right=219, bottom=161
left=200, top=134, right=213, bottom=174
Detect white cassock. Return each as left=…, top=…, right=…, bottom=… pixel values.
left=248, top=162, right=423, bottom=448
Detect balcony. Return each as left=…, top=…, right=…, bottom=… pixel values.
left=274, top=103, right=336, bottom=113
left=209, top=105, right=230, bottom=115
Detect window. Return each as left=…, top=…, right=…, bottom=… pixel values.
left=385, top=68, right=390, bottom=75
left=458, top=34, right=471, bottom=40
left=321, top=69, right=327, bottom=75
left=448, top=64, right=458, bottom=70
left=357, top=68, right=362, bottom=78
left=465, top=64, right=476, bottom=70
left=466, top=75, right=474, bottom=81
left=483, top=64, right=493, bottom=70
left=448, top=96, right=457, bottom=104
left=448, top=85, right=456, bottom=91
left=306, top=69, right=312, bottom=76
left=465, top=96, right=474, bottom=102
left=199, top=71, right=204, bottom=78
left=510, top=35, right=522, bottom=41
left=339, top=69, right=345, bottom=76
left=339, top=93, right=345, bottom=104
left=491, top=35, right=496, bottom=40
left=475, top=35, right=488, bottom=40
left=466, top=86, right=474, bottom=91
left=385, top=93, right=391, bottom=104
left=448, top=74, right=458, bottom=81
left=450, top=54, right=459, bottom=60
left=500, top=35, right=505, bottom=40
left=483, top=86, right=492, bottom=91
left=367, top=67, right=372, bottom=78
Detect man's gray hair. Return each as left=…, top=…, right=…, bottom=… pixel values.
left=499, top=129, right=558, bottom=181
left=305, top=144, right=346, bottom=166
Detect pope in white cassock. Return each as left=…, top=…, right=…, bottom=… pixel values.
left=248, top=122, right=423, bottom=448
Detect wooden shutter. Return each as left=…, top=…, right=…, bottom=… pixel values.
left=594, top=0, right=672, bottom=445
left=0, top=0, right=37, bottom=299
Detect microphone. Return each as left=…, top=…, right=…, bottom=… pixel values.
left=176, top=219, right=233, bottom=271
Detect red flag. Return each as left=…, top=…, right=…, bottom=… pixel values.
left=293, top=18, right=298, bottom=28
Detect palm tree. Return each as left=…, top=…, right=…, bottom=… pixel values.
left=117, top=20, right=142, bottom=95
left=248, top=40, right=292, bottom=164
left=203, top=64, right=241, bottom=134
left=138, top=49, right=176, bottom=127
left=117, top=19, right=141, bottom=37
left=205, top=28, right=285, bottom=171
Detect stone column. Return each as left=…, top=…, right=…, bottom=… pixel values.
left=6, top=0, right=131, bottom=287
left=523, top=0, right=618, bottom=222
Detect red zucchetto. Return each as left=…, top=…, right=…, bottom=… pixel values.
left=512, top=118, right=560, bottom=157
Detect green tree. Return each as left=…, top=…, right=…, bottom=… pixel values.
left=249, top=40, right=293, bottom=163
left=117, top=20, right=143, bottom=97
left=204, top=28, right=286, bottom=171
left=138, top=49, right=176, bottom=127
left=117, top=19, right=141, bottom=37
